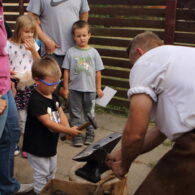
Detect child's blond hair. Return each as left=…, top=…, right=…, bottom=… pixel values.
left=32, top=56, right=62, bottom=80
left=11, top=15, right=37, bottom=44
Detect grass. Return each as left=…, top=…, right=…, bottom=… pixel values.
left=148, top=161, right=157, bottom=168
left=162, top=140, right=173, bottom=147
left=96, top=104, right=129, bottom=117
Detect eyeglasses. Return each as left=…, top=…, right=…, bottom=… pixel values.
left=39, top=79, right=61, bottom=86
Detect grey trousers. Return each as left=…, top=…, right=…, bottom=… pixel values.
left=69, top=90, right=96, bottom=135
left=27, top=153, right=57, bottom=193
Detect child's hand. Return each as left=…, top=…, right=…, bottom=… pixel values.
left=69, top=126, right=81, bottom=136
left=10, top=71, right=18, bottom=80
left=0, top=98, right=7, bottom=115
left=97, top=89, right=104, bottom=98
left=24, top=39, right=35, bottom=52
left=60, top=87, right=69, bottom=99
left=11, top=81, right=17, bottom=97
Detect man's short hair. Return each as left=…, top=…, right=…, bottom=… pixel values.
left=127, top=31, right=163, bottom=59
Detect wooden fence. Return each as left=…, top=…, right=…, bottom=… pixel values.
left=3, top=0, right=195, bottom=115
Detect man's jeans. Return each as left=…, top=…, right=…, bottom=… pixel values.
left=0, top=90, right=20, bottom=195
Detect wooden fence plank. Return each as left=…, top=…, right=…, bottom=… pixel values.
left=4, top=15, right=19, bottom=22
left=89, top=0, right=166, bottom=6
left=91, top=28, right=165, bottom=39
left=89, top=18, right=165, bottom=29
left=3, top=0, right=18, bottom=3
left=19, top=0, right=25, bottom=15
left=164, top=0, right=177, bottom=44
left=3, top=6, right=19, bottom=12
left=102, top=58, right=131, bottom=69
left=4, top=23, right=15, bottom=30
left=176, top=9, right=195, bottom=21
left=90, top=37, right=129, bottom=48
left=109, top=98, right=129, bottom=108
left=90, top=7, right=165, bottom=17
left=177, top=0, right=195, bottom=8
left=116, top=90, right=128, bottom=98
left=175, top=21, right=195, bottom=32
left=102, top=78, right=129, bottom=89
left=176, top=21, right=195, bottom=32
left=174, top=32, right=195, bottom=44
left=102, top=69, right=129, bottom=79
left=97, top=48, right=127, bottom=59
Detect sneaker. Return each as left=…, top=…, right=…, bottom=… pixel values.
left=22, top=151, right=27, bottom=158
left=72, top=135, right=83, bottom=147
left=14, top=145, right=20, bottom=156
left=16, top=183, right=33, bottom=193
left=84, top=135, right=94, bottom=145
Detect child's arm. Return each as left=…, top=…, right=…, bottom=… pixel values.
left=96, top=70, right=104, bottom=98
left=61, top=69, right=70, bottom=99
left=24, top=39, right=40, bottom=60
left=37, top=110, right=81, bottom=136
left=58, top=106, right=69, bottom=127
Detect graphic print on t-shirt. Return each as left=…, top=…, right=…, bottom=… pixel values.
left=50, top=0, right=68, bottom=7
left=47, top=102, right=60, bottom=133
left=47, top=106, right=60, bottom=124
left=74, top=56, right=91, bottom=76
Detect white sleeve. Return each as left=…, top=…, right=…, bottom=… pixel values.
left=127, top=54, right=169, bottom=102
left=62, top=49, right=70, bottom=69
left=26, top=0, right=42, bottom=16
left=80, top=0, right=90, bottom=14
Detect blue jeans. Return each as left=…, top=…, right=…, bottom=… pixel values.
left=0, top=90, right=20, bottom=195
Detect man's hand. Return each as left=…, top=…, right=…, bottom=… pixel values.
left=0, top=98, right=7, bottom=115
left=106, top=150, right=122, bottom=168
left=110, top=160, right=128, bottom=179
left=106, top=150, right=128, bottom=179
left=44, top=38, right=60, bottom=54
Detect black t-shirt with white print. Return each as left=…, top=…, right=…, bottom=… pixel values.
left=23, top=89, right=60, bottom=157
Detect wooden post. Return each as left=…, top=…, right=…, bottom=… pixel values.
left=164, top=0, right=177, bottom=44
left=18, top=0, right=25, bottom=15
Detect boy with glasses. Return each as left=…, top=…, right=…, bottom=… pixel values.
left=22, top=56, right=81, bottom=194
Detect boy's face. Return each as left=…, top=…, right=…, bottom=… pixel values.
left=73, top=27, right=91, bottom=48
left=36, top=76, right=60, bottom=96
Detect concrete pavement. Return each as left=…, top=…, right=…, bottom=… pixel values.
left=14, top=112, right=171, bottom=195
